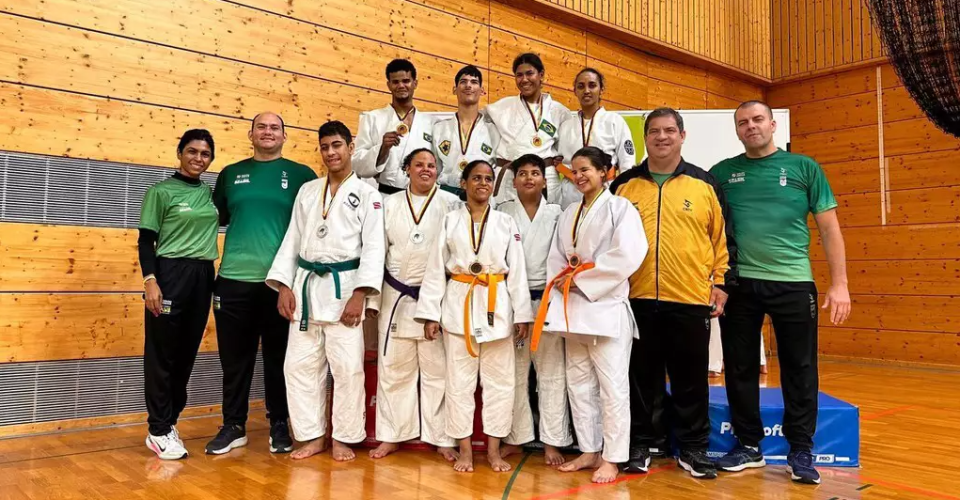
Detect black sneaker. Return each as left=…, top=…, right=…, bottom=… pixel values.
left=787, top=450, right=821, bottom=484
left=622, top=446, right=652, bottom=473
left=269, top=420, right=293, bottom=454
left=677, top=449, right=718, bottom=479
left=716, top=444, right=766, bottom=472
left=205, top=424, right=247, bottom=455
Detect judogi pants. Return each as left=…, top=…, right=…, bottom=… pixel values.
left=285, top=320, right=366, bottom=443
left=214, top=277, right=290, bottom=426
left=144, top=258, right=214, bottom=436
left=504, top=299, right=572, bottom=447
left=629, top=301, right=711, bottom=452
left=444, top=333, right=516, bottom=440
left=566, top=331, right=633, bottom=463
left=377, top=332, right=454, bottom=447
left=720, top=278, right=819, bottom=452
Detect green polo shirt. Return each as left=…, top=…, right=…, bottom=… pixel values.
left=139, top=175, right=219, bottom=260
left=711, top=149, right=837, bottom=282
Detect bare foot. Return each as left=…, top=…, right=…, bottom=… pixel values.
left=558, top=452, right=601, bottom=473
left=499, top=443, right=523, bottom=459
left=488, top=451, right=512, bottom=472
left=544, top=445, right=565, bottom=466
left=591, top=460, right=619, bottom=483
left=331, top=440, right=356, bottom=462
left=437, top=446, right=460, bottom=463
left=453, top=438, right=474, bottom=473
left=368, top=442, right=400, bottom=459
left=291, top=437, right=328, bottom=460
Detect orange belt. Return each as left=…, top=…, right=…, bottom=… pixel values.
left=557, top=164, right=617, bottom=182
left=531, top=257, right=595, bottom=352
left=450, top=273, right=506, bottom=358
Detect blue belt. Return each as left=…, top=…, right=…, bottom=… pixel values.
left=382, top=270, right=421, bottom=355
left=297, top=256, right=361, bottom=331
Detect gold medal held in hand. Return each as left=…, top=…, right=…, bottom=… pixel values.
left=396, top=122, right=409, bottom=136
left=531, top=135, right=543, bottom=147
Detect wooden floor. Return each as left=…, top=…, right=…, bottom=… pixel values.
left=1, top=359, right=959, bottom=500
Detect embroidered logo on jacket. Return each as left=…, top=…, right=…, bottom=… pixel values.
left=438, top=140, right=451, bottom=156
left=481, top=143, right=493, bottom=155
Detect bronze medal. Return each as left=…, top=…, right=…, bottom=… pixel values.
left=568, top=254, right=581, bottom=267
left=469, top=261, right=483, bottom=275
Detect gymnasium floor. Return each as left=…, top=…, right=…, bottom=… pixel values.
left=1, top=359, right=957, bottom=500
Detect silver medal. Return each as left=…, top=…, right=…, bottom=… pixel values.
left=317, top=224, right=329, bottom=239
left=411, top=230, right=424, bottom=245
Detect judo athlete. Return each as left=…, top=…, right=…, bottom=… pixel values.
left=486, top=52, right=572, bottom=203
left=532, top=146, right=647, bottom=484
left=266, top=121, right=386, bottom=461
left=556, top=68, right=636, bottom=209
left=416, top=160, right=534, bottom=473
left=366, top=148, right=462, bottom=461
left=496, top=154, right=571, bottom=466
left=433, top=65, right=500, bottom=199
left=353, top=58, right=434, bottom=195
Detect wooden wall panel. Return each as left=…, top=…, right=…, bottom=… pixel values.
left=0, top=294, right=218, bottom=363
left=773, top=61, right=960, bottom=365
left=772, top=0, right=886, bottom=80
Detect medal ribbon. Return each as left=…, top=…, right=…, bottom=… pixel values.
left=523, top=94, right=544, bottom=135
left=580, top=111, right=596, bottom=148
left=405, top=184, right=438, bottom=226
left=321, top=172, right=355, bottom=221
left=457, top=113, right=480, bottom=156
left=393, top=105, right=415, bottom=124
left=571, top=189, right=604, bottom=247
left=469, top=205, right=491, bottom=256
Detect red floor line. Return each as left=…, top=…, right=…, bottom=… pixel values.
left=830, top=470, right=960, bottom=500
left=527, top=463, right=676, bottom=500
left=861, top=405, right=915, bottom=421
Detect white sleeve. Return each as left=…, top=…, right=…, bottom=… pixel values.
left=546, top=213, right=568, bottom=280
left=545, top=165, right=561, bottom=205
left=505, top=218, right=534, bottom=323
left=414, top=216, right=449, bottom=323
left=366, top=204, right=391, bottom=313
left=266, top=188, right=307, bottom=291
left=615, top=117, right=637, bottom=172
left=354, top=189, right=386, bottom=294
left=488, top=120, right=502, bottom=164
left=573, top=202, right=647, bottom=302
left=352, top=112, right=384, bottom=178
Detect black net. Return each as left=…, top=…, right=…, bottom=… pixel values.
left=866, top=0, right=960, bottom=138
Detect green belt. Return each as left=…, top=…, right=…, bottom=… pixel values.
left=297, top=256, right=361, bottom=331
left=438, top=184, right=465, bottom=198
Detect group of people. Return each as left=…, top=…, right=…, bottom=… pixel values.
left=137, top=53, right=852, bottom=486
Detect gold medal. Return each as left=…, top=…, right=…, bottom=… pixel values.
left=532, top=135, right=543, bottom=147
left=396, top=122, right=409, bottom=136
left=568, top=254, right=581, bottom=267
left=393, top=105, right=415, bottom=136
left=469, top=261, right=483, bottom=275
left=458, top=159, right=468, bottom=171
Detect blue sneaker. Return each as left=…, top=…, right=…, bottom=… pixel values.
left=787, top=450, right=821, bottom=484
left=716, top=444, right=766, bottom=472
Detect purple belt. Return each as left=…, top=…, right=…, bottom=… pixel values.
left=383, top=270, right=421, bottom=355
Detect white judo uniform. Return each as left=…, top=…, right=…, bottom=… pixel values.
left=433, top=113, right=500, bottom=195
left=541, top=190, right=647, bottom=463
left=266, top=173, right=385, bottom=444
left=415, top=207, right=534, bottom=439
left=485, top=94, right=572, bottom=204
left=353, top=105, right=435, bottom=191
left=555, top=108, right=637, bottom=209
left=708, top=320, right=767, bottom=373
left=497, top=198, right=572, bottom=448
left=368, top=187, right=461, bottom=446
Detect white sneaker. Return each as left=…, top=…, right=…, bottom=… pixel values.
left=146, top=429, right=188, bottom=460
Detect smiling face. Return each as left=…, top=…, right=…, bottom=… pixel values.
left=249, top=113, right=286, bottom=155
left=319, top=133, right=354, bottom=175
left=406, top=150, right=438, bottom=194
left=461, top=162, right=495, bottom=205
left=571, top=155, right=605, bottom=196
left=387, top=70, right=418, bottom=102
left=574, top=71, right=603, bottom=109
left=514, top=63, right=544, bottom=99
left=513, top=163, right=545, bottom=201
left=644, top=114, right=685, bottom=162
left=454, top=74, right=484, bottom=106
left=735, top=103, right=777, bottom=152
left=177, top=140, right=213, bottom=178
